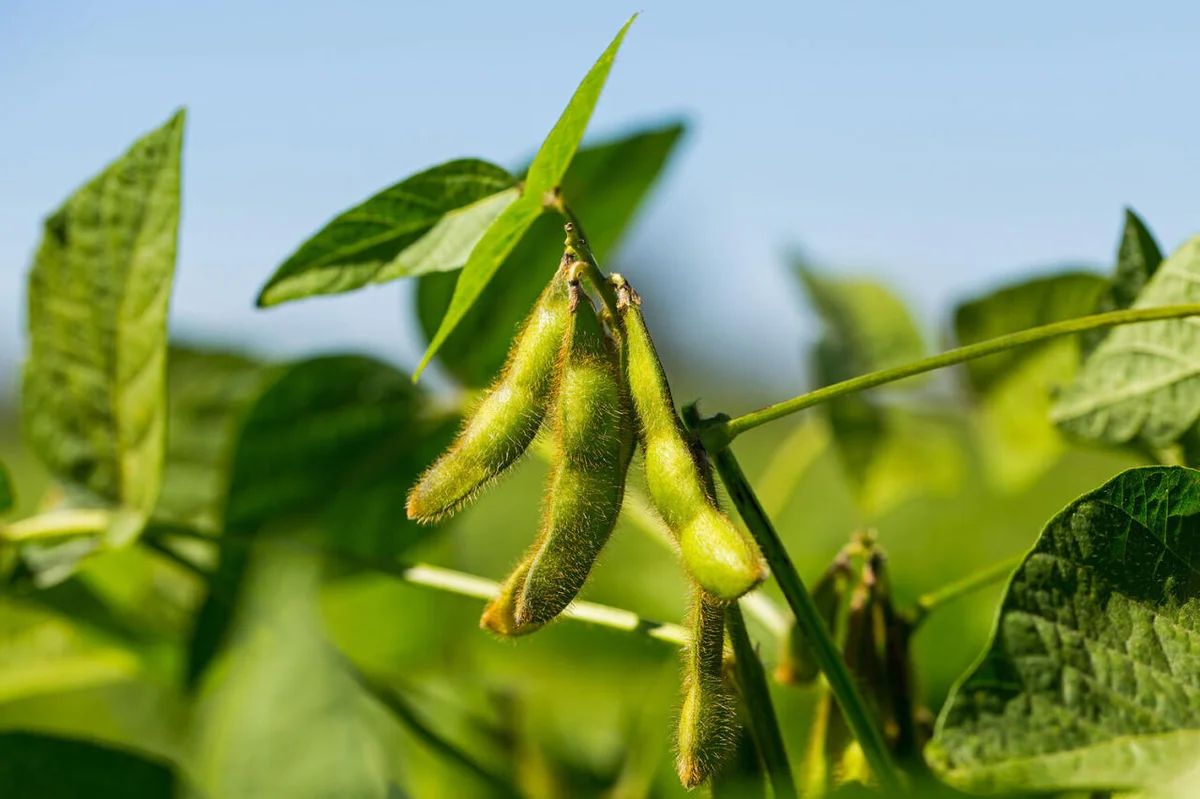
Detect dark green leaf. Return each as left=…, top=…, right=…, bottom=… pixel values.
left=415, top=15, right=637, bottom=379
left=953, top=273, right=1109, bottom=491
left=154, top=346, right=271, bottom=533
left=22, top=109, right=184, bottom=517
left=1081, top=209, right=1165, bottom=355
left=190, top=542, right=389, bottom=798
left=0, top=732, right=175, bottom=797
left=186, top=355, right=444, bottom=685
left=1052, top=236, right=1200, bottom=448
left=257, top=160, right=518, bottom=306
left=417, top=122, right=685, bottom=387
left=929, top=465, right=1200, bottom=794
left=0, top=462, right=12, bottom=515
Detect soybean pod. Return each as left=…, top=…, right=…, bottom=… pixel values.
left=676, top=588, right=738, bottom=788
left=481, top=275, right=634, bottom=634
left=407, top=263, right=572, bottom=523
left=614, top=277, right=766, bottom=601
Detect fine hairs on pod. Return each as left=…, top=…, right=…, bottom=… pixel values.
left=481, top=274, right=634, bottom=634
left=613, top=275, right=766, bottom=602
left=406, top=260, right=572, bottom=523
left=676, top=587, right=738, bottom=788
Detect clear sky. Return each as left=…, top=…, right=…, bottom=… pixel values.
left=3, top=1, right=1198, bottom=397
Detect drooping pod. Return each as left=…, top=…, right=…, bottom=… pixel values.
left=407, top=262, right=572, bottom=523
left=775, top=553, right=851, bottom=685
left=481, top=276, right=634, bottom=634
left=676, top=589, right=738, bottom=788
left=614, top=277, right=766, bottom=601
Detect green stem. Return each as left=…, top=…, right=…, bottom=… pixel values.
left=709, top=445, right=904, bottom=794
left=726, top=603, right=798, bottom=799
left=910, top=554, right=1023, bottom=627
left=348, top=664, right=523, bottom=799
left=144, top=527, right=690, bottom=647
left=702, top=302, right=1200, bottom=450
left=0, top=508, right=111, bottom=542
left=554, top=199, right=621, bottom=322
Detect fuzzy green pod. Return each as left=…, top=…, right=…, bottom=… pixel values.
left=677, top=589, right=738, bottom=789
left=479, top=559, right=537, bottom=637
left=481, top=279, right=635, bottom=634
left=776, top=554, right=851, bottom=686
left=615, top=277, right=766, bottom=601
left=407, top=266, right=571, bottom=522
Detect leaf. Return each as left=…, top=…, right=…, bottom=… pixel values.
left=953, top=273, right=1109, bottom=491
left=0, top=732, right=176, bottom=797
left=257, top=160, right=518, bottom=306
left=417, top=121, right=685, bottom=387
left=189, top=541, right=389, bottom=799
left=22, top=109, right=184, bottom=518
left=153, top=346, right=271, bottom=533
left=928, top=465, right=1200, bottom=794
left=1052, top=236, right=1200, bottom=448
left=185, top=355, right=445, bottom=686
left=0, top=461, right=12, bottom=515
left=415, top=15, right=637, bottom=380
left=1109, top=208, right=1166, bottom=312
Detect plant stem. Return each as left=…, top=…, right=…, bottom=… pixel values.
left=709, top=445, right=905, bottom=794
left=554, top=199, right=622, bottom=322
left=348, top=664, right=523, bottom=799
left=726, top=603, right=798, bottom=799
left=702, top=302, right=1200, bottom=450
left=0, top=508, right=112, bottom=542
left=910, top=554, right=1023, bottom=627
left=143, top=527, right=690, bottom=647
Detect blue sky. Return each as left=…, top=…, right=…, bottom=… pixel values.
left=3, top=1, right=1198, bottom=398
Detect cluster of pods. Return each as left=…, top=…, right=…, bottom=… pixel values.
left=407, top=232, right=768, bottom=786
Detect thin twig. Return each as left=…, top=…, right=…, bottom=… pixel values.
left=910, top=554, right=1023, bottom=627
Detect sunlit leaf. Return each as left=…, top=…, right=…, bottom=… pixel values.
left=929, top=465, right=1200, bottom=794
left=1052, top=236, right=1200, bottom=448
left=1083, top=208, right=1165, bottom=354
left=22, top=109, right=185, bottom=517
left=0, top=732, right=176, bottom=797
left=185, top=355, right=444, bottom=686
left=954, top=273, right=1108, bottom=491
left=417, top=121, right=685, bottom=387
left=190, top=541, right=389, bottom=798
left=415, top=15, right=637, bottom=380
left=257, top=160, right=518, bottom=306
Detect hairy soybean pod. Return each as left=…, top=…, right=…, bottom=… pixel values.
left=513, top=281, right=634, bottom=627
left=407, top=266, right=571, bottom=523
left=677, top=589, right=738, bottom=789
left=479, top=559, right=538, bottom=637
left=615, top=277, right=766, bottom=601
left=776, top=554, right=851, bottom=686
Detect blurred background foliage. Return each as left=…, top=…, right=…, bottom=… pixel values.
left=0, top=110, right=1154, bottom=797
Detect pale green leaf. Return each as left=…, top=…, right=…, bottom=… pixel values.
left=523, top=14, right=638, bottom=197
left=0, top=732, right=176, bottom=797
left=257, top=160, right=517, bottom=306
left=190, top=542, right=389, bottom=799
left=929, top=465, right=1200, bottom=794
left=417, top=121, right=685, bottom=387
left=1052, top=236, right=1200, bottom=448
left=415, top=15, right=637, bottom=379
left=954, top=273, right=1108, bottom=491
left=22, top=109, right=185, bottom=517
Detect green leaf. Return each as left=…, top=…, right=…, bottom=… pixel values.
left=0, top=732, right=176, bottom=797
left=257, top=160, right=518, bottom=306
left=22, top=109, right=185, bottom=517
left=417, top=121, right=685, bottom=387
left=414, top=14, right=637, bottom=380
left=0, top=462, right=12, bottom=515
left=190, top=542, right=389, bottom=799
left=153, top=346, right=271, bottom=533
left=185, top=355, right=446, bottom=686
left=954, top=273, right=1109, bottom=491
left=929, top=465, right=1200, bottom=794
left=1052, top=236, right=1200, bottom=448
left=1082, top=209, right=1164, bottom=355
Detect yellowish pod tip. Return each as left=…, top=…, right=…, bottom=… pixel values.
left=479, top=559, right=543, bottom=637
left=406, top=266, right=572, bottom=523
